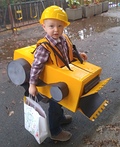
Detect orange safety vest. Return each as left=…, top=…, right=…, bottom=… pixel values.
left=36, top=34, right=74, bottom=68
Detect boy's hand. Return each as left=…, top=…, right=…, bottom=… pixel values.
left=29, top=84, right=38, bottom=97
left=80, top=52, right=88, bottom=61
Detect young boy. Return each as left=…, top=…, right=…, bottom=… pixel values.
left=29, top=5, right=87, bottom=142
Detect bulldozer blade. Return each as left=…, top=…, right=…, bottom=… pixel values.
left=82, top=78, right=111, bottom=97
left=78, top=93, right=109, bottom=121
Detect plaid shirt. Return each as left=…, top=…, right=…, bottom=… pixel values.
left=29, top=34, right=70, bottom=85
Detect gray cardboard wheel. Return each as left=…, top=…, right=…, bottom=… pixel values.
left=50, top=82, right=69, bottom=102
left=7, top=58, right=31, bottom=85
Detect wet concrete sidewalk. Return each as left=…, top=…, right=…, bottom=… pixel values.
left=0, top=7, right=120, bottom=147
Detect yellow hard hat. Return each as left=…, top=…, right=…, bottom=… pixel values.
left=40, top=5, right=70, bottom=27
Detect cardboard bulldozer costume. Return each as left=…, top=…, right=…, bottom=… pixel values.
left=7, top=44, right=111, bottom=122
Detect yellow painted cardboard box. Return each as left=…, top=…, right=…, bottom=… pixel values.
left=8, top=45, right=111, bottom=121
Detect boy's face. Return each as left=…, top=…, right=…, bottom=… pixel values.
left=42, top=19, right=65, bottom=39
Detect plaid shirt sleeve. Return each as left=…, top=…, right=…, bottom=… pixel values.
left=29, top=45, right=50, bottom=85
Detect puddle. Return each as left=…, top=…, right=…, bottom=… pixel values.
left=0, top=10, right=120, bottom=61
left=65, top=14, right=120, bottom=41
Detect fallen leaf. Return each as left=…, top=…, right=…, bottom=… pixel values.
left=111, top=89, right=116, bottom=93
left=9, top=111, right=14, bottom=116
left=12, top=100, right=16, bottom=105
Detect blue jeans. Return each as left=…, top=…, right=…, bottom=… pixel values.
left=48, top=99, right=65, bottom=136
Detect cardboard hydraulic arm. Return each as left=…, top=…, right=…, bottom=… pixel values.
left=7, top=45, right=111, bottom=121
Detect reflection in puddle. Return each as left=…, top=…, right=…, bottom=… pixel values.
left=78, top=30, right=84, bottom=40
left=0, top=12, right=120, bottom=60
left=109, top=2, right=120, bottom=8
left=65, top=14, right=120, bottom=41
left=78, top=27, right=93, bottom=40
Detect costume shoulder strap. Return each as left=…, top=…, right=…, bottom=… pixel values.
left=63, top=34, right=83, bottom=64
left=31, top=38, right=48, bottom=54
left=43, top=42, right=72, bottom=71
left=63, top=33, right=72, bottom=43
left=37, top=38, right=49, bottom=47
left=31, top=37, right=72, bottom=70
